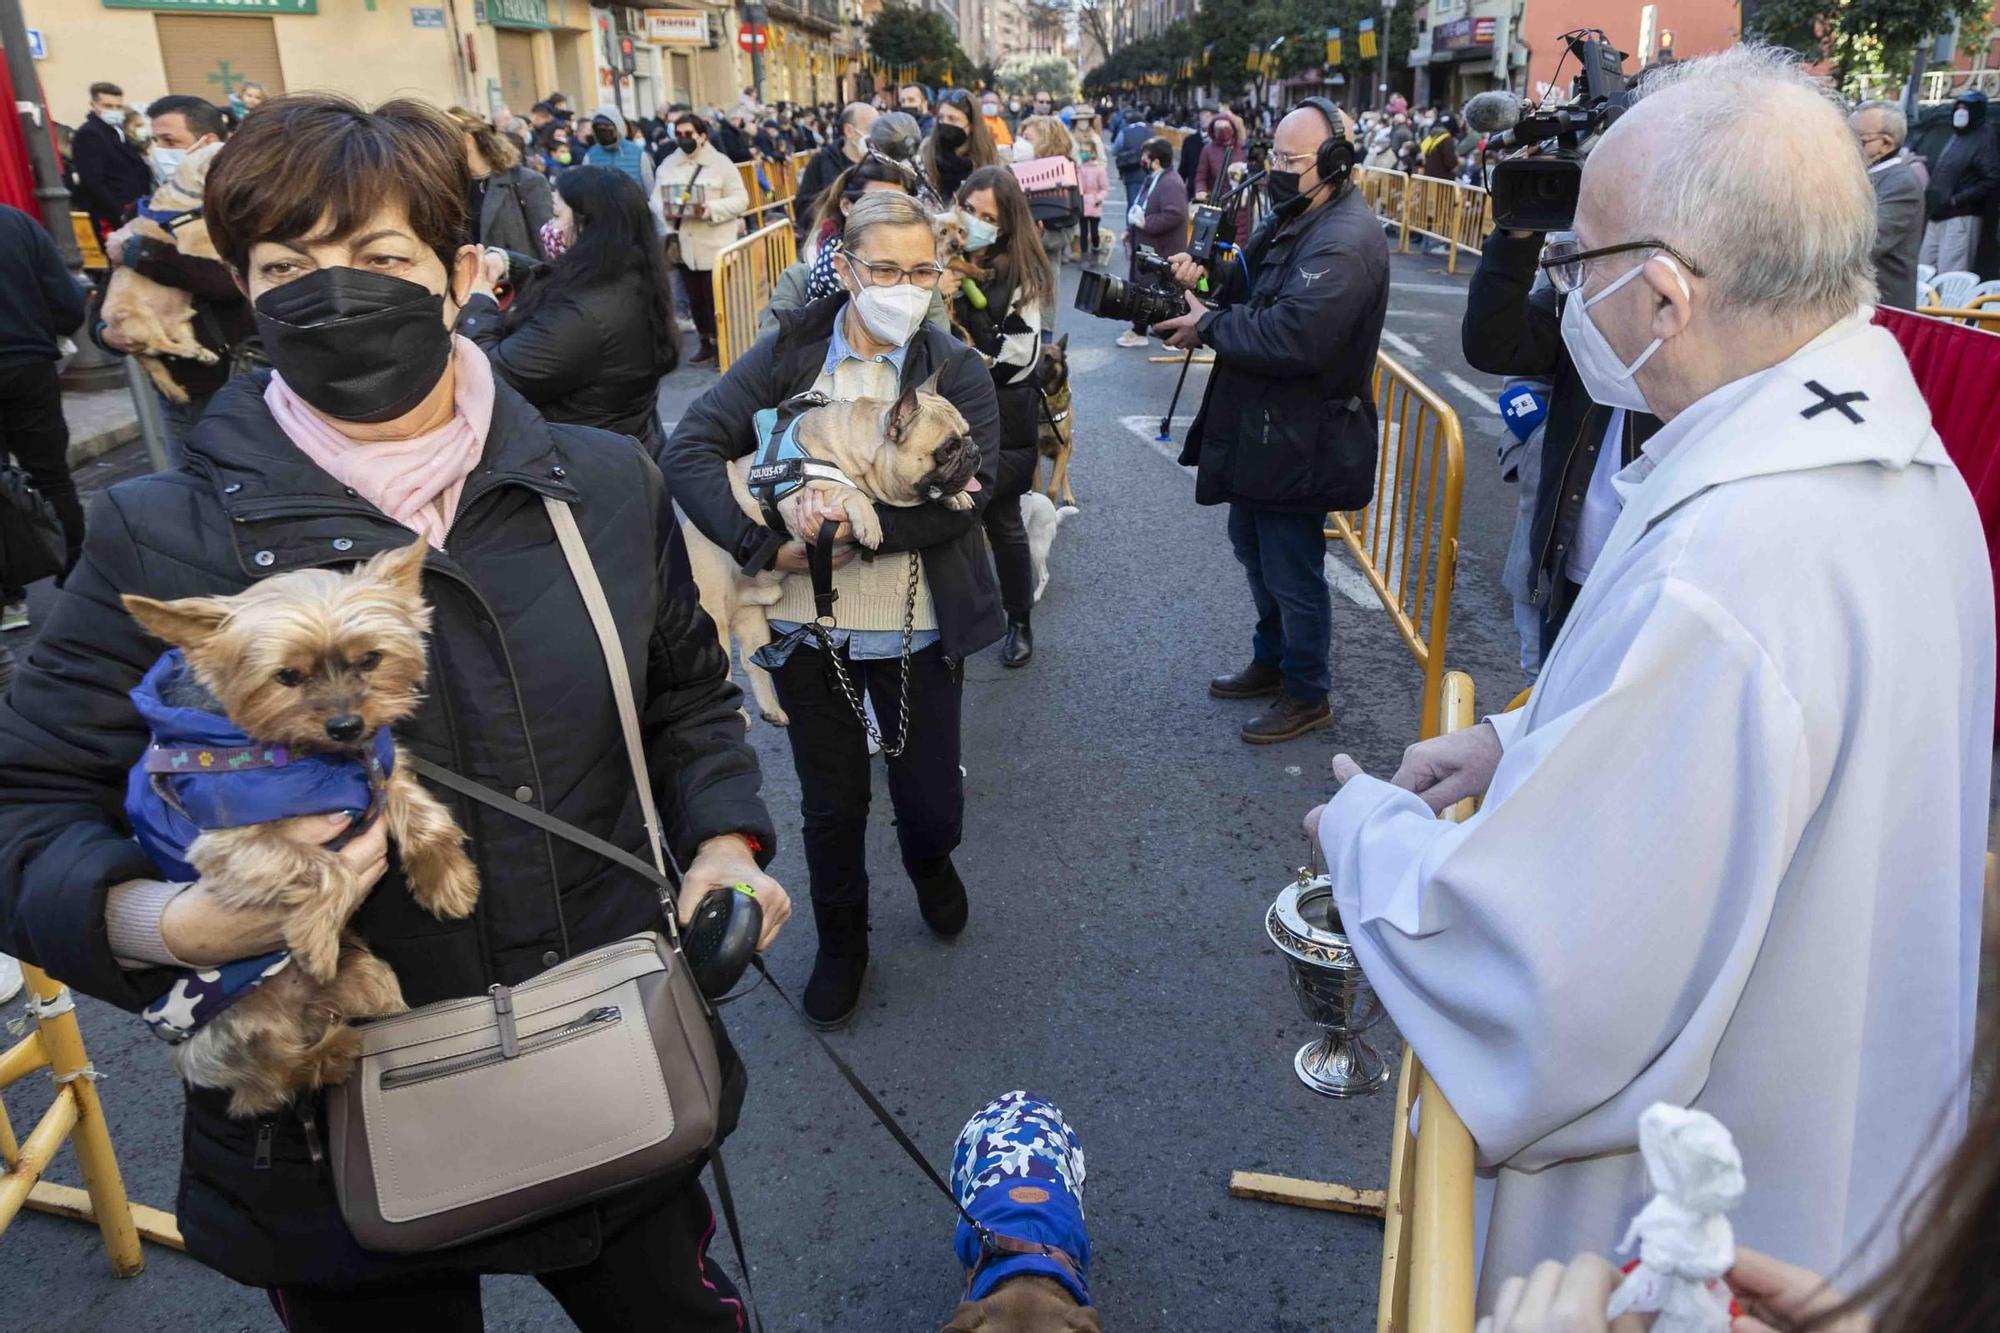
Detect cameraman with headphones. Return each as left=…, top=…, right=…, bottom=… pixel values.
left=1154, top=100, right=1389, bottom=744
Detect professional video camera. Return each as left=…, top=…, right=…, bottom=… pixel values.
left=1464, top=29, right=1635, bottom=231
left=1074, top=248, right=1192, bottom=327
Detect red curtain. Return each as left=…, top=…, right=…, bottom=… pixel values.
left=0, top=57, right=38, bottom=213
left=1874, top=304, right=2000, bottom=716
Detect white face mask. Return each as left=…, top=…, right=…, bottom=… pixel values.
left=1954, top=107, right=1972, bottom=129
left=845, top=263, right=930, bottom=346
left=148, top=145, right=186, bottom=185
left=97, top=107, right=125, bottom=128
left=964, top=216, right=1000, bottom=250
left=1559, top=254, right=1689, bottom=415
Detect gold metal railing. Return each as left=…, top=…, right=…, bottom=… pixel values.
left=1328, top=352, right=1467, bottom=739
left=712, top=219, right=799, bottom=372
left=1, top=962, right=182, bottom=1271
left=1375, top=670, right=1481, bottom=1333
left=1354, top=168, right=1496, bottom=275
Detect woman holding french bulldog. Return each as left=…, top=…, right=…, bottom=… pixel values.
left=945, top=165, right=1054, bottom=668
left=666, top=191, right=1005, bottom=1029
left=0, top=94, right=789, bottom=1327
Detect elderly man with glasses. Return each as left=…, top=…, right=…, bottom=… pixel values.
left=1850, top=98, right=1928, bottom=310
left=1309, top=47, right=1990, bottom=1314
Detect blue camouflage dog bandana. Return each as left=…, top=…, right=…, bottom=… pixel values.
left=142, top=952, right=293, bottom=1045
left=951, top=1090, right=1092, bottom=1305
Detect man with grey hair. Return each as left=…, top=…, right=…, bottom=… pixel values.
left=1307, top=45, right=1990, bottom=1304
left=1852, top=98, right=1927, bottom=308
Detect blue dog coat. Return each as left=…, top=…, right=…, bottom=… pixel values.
left=951, top=1091, right=1092, bottom=1306
left=126, top=649, right=391, bottom=1043
left=125, top=649, right=393, bottom=884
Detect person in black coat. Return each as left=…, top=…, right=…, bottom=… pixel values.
left=1177, top=106, right=1213, bottom=190
left=794, top=102, right=874, bottom=239
left=1461, top=227, right=1662, bottom=655
left=0, top=204, right=88, bottom=612
left=664, top=191, right=1002, bottom=1029
left=1921, top=88, right=2000, bottom=275
left=70, top=81, right=150, bottom=238
left=450, top=107, right=556, bottom=259
left=0, top=94, right=786, bottom=1324
left=457, top=166, right=679, bottom=454
left=1154, top=104, right=1389, bottom=744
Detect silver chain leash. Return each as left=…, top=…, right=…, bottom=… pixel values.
left=815, top=550, right=920, bottom=759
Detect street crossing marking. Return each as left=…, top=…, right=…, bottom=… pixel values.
left=1378, top=331, right=1498, bottom=420
left=1115, top=415, right=1374, bottom=609
left=1379, top=329, right=1423, bottom=359
left=1440, top=371, right=1497, bottom=413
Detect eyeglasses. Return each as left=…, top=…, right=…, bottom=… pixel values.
left=674, top=134, right=698, bottom=144
left=1269, top=148, right=1319, bottom=172
left=1538, top=232, right=1703, bottom=295
left=845, top=254, right=945, bottom=289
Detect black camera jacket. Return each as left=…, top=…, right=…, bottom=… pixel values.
left=1177, top=186, right=1390, bottom=514
left=0, top=373, right=775, bottom=1287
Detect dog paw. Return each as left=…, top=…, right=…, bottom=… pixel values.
left=411, top=842, right=480, bottom=920
left=760, top=704, right=790, bottom=726
left=943, top=492, right=975, bottom=511
left=289, top=928, right=344, bottom=984
left=848, top=505, right=884, bottom=549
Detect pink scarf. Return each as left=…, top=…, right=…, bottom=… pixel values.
left=265, top=334, right=494, bottom=549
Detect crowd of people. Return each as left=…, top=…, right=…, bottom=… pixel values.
left=0, top=45, right=1997, bottom=1333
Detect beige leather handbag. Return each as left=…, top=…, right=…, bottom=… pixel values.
left=326, top=497, right=723, bottom=1254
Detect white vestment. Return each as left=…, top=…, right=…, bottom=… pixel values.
left=1317, top=310, right=1992, bottom=1307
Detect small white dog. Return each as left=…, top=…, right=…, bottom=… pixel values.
left=1020, top=492, right=1077, bottom=604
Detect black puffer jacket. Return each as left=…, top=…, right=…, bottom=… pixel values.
left=0, top=372, right=775, bottom=1288
left=458, top=269, right=673, bottom=451
left=663, top=294, right=1007, bottom=659
left=1179, top=186, right=1389, bottom=514
left=1927, top=91, right=2000, bottom=221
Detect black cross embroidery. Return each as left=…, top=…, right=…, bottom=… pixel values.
left=1800, top=380, right=1869, bottom=424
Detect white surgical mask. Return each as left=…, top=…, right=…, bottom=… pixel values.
left=964, top=216, right=999, bottom=250
left=1559, top=254, right=1688, bottom=415
left=1011, top=139, right=1035, bottom=162
left=148, top=145, right=186, bottom=185
left=1954, top=107, right=1971, bottom=129
left=846, top=268, right=930, bottom=346
left=98, top=107, right=125, bottom=128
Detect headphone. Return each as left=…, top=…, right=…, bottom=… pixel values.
left=1295, top=96, right=1356, bottom=196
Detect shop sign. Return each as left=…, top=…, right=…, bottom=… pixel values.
left=103, top=0, right=317, bottom=12
left=644, top=9, right=708, bottom=44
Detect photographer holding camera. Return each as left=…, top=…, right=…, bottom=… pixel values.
left=1151, top=101, right=1388, bottom=744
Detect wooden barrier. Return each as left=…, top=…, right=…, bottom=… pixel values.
left=1919, top=305, right=2000, bottom=335
left=1328, top=352, right=1467, bottom=739
left=712, top=219, right=799, bottom=372
left=1, top=963, right=182, bottom=1272
left=1374, top=670, right=1480, bottom=1333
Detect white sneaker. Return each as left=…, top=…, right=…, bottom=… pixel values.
left=0, top=953, right=22, bottom=1004
left=0, top=601, right=26, bottom=633
left=1116, top=331, right=1149, bottom=348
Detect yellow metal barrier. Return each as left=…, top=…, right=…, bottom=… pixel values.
left=1328, top=352, right=1467, bottom=739
left=1, top=962, right=183, bottom=1271
left=71, top=212, right=108, bottom=271
left=1354, top=168, right=1494, bottom=274
left=1375, top=669, right=1480, bottom=1333
left=712, top=219, right=799, bottom=372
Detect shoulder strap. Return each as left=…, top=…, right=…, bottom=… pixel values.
left=542, top=495, right=668, bottom=881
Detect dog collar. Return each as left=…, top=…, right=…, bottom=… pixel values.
left=967, top=1228, right=1093, bottom=1306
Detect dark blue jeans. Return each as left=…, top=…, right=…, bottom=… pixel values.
left=1226, top=503, right=1331, bottom=701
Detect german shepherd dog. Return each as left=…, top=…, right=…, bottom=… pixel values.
left=1033, top=335, right=1076, bottom=507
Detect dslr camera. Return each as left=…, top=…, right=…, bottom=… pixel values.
left=1472, top=29, right=1635, bottom=231
left=1074, top=248, right=1197, bottom=327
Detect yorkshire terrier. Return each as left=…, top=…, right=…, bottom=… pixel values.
left=934, top=209, right=995, bottom=347
left=122, top=541, right=479, bottom=1117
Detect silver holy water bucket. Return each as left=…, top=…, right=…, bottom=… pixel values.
left=1266, top=868, right=1391, bottom=1097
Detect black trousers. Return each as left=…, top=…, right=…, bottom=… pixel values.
left=1079, top=216, right=1101, bottom=254
left=678, top=263, right=717, bottom=344
left=0, top=359, right=84, bottom=592
left=268, top=1181, right=744, bottom=1332
left=982, top=446, right=1036, bottom=619
left=770, top=642, right=963, bottom=910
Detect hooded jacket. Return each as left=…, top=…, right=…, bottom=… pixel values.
left=1927, top=90, right=2000, bottom=221
left=0, top=370, right=775, bottom=1288
left=583, top=103, right=656, bottom=197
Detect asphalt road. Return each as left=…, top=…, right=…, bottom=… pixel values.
left=1, top=205, right=1524, bottom=1331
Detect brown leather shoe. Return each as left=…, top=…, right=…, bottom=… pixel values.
left=1240, top=694, right=1332, bottom=744
left=1209, top=663, right=1284, bottom=699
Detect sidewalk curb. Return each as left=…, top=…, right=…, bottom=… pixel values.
left=68, top=420, right=141, bottom=468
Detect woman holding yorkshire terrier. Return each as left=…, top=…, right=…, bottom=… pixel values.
left=0, top=94, right=788, bottom=1327
left=944, top=165, right=1055, bottom=668
left=665, top=191, right=1005, bottom=1029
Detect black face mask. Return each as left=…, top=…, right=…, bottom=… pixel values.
left=592, top=123, right=620, bottom=147
left=1266, top=169, right=1304, bottom=217
left=935, top=123, right=968, bottom=151
left=253, top=267, right=454, bottom=424
left=677, top=136, right=699, bottom=154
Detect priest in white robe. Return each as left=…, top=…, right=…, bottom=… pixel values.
left=1311, top=46, right=1994, bottom=1310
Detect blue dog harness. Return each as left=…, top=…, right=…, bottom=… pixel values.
left=745, top=392, right=854, bottom=524
left=125, top=649, right=393, bottom=1043
left=951, top=1091, right=1092, bottom=1306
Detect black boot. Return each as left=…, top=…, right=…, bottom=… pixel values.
left=1209, top=663, right=1283, bottom=699
left=1001, top=615, right=1034, bottom=668
left=909, top=856, right=968, bottom=936
left=803, top=901, right=869, bottom=1028
left=691, top=339, right=718, bottom=366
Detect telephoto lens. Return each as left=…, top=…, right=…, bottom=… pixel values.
left=1073, top=268, right=1190, bottom=328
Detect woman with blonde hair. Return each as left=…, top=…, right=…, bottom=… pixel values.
left=447, top=105, right=555, bottom=258
left=1012, top=114, right=1082, bottom=306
